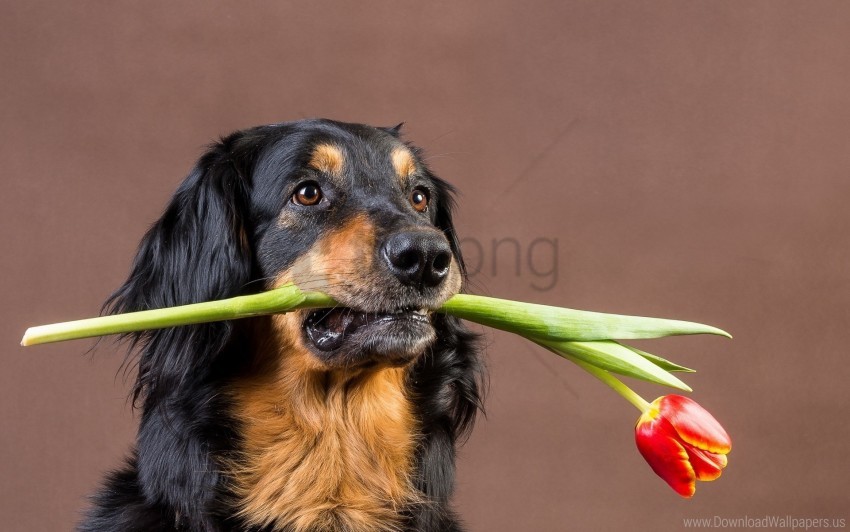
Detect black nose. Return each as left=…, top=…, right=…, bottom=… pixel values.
left=382, top=231, right=452, bottom=288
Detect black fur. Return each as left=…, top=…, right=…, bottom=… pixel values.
left=80, top=119, right=485, bottom=532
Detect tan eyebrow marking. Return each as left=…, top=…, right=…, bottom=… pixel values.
left=391, top=147, right=416, bottom=182
left=308, top=144, right=344, bottom=176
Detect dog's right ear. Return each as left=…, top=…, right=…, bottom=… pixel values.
left=103, top=136, right=256, bottom=527
left=104, top=136, right=253, bottom=405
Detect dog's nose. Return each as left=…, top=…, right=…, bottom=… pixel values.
left=382, top=231, right=452, bottom=288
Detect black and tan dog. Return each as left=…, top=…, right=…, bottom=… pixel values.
left=81, top=119, right=484, bottom=532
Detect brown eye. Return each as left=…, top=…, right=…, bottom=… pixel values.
left=410, top=188, right=429, bottom=212
left=293, top=182, right=322, bottom=206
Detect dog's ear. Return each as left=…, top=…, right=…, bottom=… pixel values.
left=426, top=174, right=482, bottom=438
left=380, top=122, right=405, bottom=138
left=105, top=138, right=252, bottom=403
left=103, top=137, right=253, bottom=526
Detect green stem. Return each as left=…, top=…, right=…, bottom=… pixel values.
left=21, top=284, right=337, bottom=346
left=293, top=290, right=339, bottom=311
left=563, top=353, right=651, bottom=412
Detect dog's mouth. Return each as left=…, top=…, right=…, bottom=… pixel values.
left=302, top=306, right=436, bottom=366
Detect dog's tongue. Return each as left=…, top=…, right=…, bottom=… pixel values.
left=324, top=308, right=354, bottom=333
left=305, top=308, right=366, bottom=351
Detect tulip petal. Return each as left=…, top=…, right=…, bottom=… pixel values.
left=658, top=395, right=732, bottom=454
left=684, top=444, right=727, bottom=481
left=635, top=416, right=696, bottom=497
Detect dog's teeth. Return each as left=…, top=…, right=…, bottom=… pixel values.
left=383, top=307, right=428, bottom=316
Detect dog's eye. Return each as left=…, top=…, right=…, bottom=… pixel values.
left=293, top=182, right=323, bottom=206
left=409, top=188, right=429, bottom=212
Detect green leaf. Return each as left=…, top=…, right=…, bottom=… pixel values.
left=537, top=338, right=693, bottom=391
left=439, top=293, right=730, bottom=341
left=620, top=343, right=696, bottom=373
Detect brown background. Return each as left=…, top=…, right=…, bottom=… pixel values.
left=2, top=2, right=849, bottom=531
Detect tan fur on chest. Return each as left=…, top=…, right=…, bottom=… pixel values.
left=228, top=315, right=421, bottom=532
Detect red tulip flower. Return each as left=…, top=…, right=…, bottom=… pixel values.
left=635, top=395, right=731, bottom=497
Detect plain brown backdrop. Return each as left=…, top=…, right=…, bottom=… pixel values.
left=3, top=1, right=849, bottom=531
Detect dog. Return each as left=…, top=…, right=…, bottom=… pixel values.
left=80, top=119, right=485, bottom=532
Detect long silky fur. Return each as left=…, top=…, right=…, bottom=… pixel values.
left=79, top=122, right=485, bottom=532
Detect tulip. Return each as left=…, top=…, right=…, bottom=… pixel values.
left=560, top=356, right=731, bottom=498
left=635, top=395, right=731, bottom=497
left=21, top=280, right=733, bottom=498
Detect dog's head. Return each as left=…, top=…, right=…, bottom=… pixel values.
left=253, top=121, right=464, bottom=369
left=108, top=119, right=466, bottom=398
